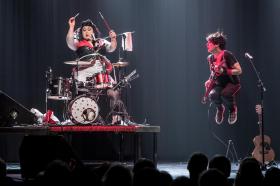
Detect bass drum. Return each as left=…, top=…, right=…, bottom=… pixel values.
left=67, top=95, right=99, bottom=124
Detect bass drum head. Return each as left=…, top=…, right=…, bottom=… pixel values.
left=68, top=95, right=99, bottom=124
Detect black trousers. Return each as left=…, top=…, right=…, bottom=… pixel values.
left=107, top=89, right=128, bottom=121
left=209, top=83, right=241, bottom=111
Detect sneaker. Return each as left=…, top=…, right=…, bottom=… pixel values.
left=111, top=115, right=122, bottom=125
left=228, top=106, right=238, bottom=125
left=120, top=120, right=128, bottom=126
left=215, top=104, right=225, bottom=124
left=124, top=119, right=138, bottom=126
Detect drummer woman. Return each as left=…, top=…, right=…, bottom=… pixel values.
left=66, top=16, right=128, bottom=125
left=66, top=17, right=116, bottom=69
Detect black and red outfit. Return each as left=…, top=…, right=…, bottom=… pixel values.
left=208, top=50, right=241, bottom=112
left=75, top=39, right=113, bottom=72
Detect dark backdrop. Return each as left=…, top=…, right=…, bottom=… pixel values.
left=0, top=0, right=279, bottom=162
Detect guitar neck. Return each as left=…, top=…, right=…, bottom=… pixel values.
left=256, top=105, right=263, bottom=137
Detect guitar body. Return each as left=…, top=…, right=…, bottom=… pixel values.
left=252, top=135, right=275, bottom=164
left=252, top=104, right=275, bottom=165
left=201, top=78, right=216, bottom=104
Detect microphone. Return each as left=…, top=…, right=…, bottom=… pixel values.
left=245, top=52, right=253, bottom=60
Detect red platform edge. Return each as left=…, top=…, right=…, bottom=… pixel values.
left=49, top=125, right=140, bottom=133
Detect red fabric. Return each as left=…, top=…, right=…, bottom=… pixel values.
left=77, top=40, right=93, bottom=48
left=105, top=62, right=113, bottom=73
left=49, top=125, right=139, bottom=132
left=227, top=69, right=233, bottom=75
left=43, top=110, right=56, bottom=125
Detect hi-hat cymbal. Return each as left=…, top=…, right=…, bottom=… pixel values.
left=64, top=60, right=92, bottom=65
left=112, top=61, right=129, bottom=67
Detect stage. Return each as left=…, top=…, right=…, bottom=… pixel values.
left=0, top=124, right=160, bottom=164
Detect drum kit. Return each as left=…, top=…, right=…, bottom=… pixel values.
left=45, top=56, right=138, bottom=125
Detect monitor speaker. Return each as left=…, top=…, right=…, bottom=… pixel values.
left=0, top=90, right=35, bottom=126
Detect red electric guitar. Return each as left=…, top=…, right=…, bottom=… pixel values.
left=201, top=57, right=225, bottom=104
left=252, top=104, right=275, bottom=165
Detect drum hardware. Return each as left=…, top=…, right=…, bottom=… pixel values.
left=64, top=53, right=103, bottom=66
left=112, top=61, right=129, bottom=68
left=45, top=67, right=52, bottom=113
left=106, top=110, right=129, bottom=125
left=103, top=69, right=139, bottom=125
left=64, top=69, right=139, bottom=125
left=47, top=77, right=72, bottom=101
left=113, top=69, right=139, bottom=90
left=67, top=95, right=100, bottom=124
left=58, top=43, right=138, bottom=125
left=93, top=72, right=113, bottom=89
left=65, top=53, right=103, bottom=93
left=79, top=53, right=102, bottom=61
left=56, top=68, right=139, bottom=125
left=64, top=60, right=92, bottom=66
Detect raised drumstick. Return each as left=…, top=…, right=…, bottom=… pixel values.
left=98, top=11, right=111, bottom=31
left=74, top=13, right=79, bottom=19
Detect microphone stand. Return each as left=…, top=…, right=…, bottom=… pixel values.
left=246, top=55, right=267, bottom=170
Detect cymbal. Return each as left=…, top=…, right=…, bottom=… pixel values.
left=48, top=96, right=71, bottom=100
left=64, top=60, right=92, bottom=65
left=112, top=61, right=129, bottom=67
left=79, top=53, right=101, bottom=60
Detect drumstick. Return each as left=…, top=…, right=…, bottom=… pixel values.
left=98, top=11, right=111, bottom=31
left=74, top=13, right=79, bottom=19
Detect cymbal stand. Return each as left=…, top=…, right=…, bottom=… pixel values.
left=45, top=67, right=52, bottom=113
left=121, top=34, right=129, bottom=110
left=113, top=63, right=117, bottom=84
left=225, top=139, right=239, bottom=165
left=71, top=59, right=80, bottom=97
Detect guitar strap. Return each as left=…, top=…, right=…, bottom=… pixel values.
left=222, top=51, right=235, bottom=83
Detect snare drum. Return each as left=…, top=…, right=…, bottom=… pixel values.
left=48, top=77, right=72, bottom=100
left=67, top=95, right=99, bottom=124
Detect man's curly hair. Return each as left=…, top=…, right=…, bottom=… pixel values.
left=206, top=31, right=227, bottom=50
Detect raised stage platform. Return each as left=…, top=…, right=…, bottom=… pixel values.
left=0, top=124, right=160, bottom=164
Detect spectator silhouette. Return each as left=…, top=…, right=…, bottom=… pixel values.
left=234, top=157, right=264, bottom=186
left=171, top=175, right=191, bottom=186
left=93, top=161, right=111, bottom=178
left=133, top=167, right=161, bottom=186
left=133, top=158, right=156, bottom=175
left=199, top=168, right=229, bottom=186
left=208, top=154, right=233, bottom=185
left=187, top=152, right=208, bottom=186
left=91, top=161, right=112, bottom=186
left=0, top=157, right=17, bottom=186
left=103, top=163, right=132, bottom=186
left=263, top=167, right=280, bottom=186
left=159, top=170, right=173, bottom=186
left=40, top=160, right=72, bottom=185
